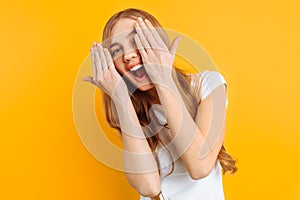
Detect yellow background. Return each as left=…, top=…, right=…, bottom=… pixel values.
left=1, top=0, right=300, bottom=199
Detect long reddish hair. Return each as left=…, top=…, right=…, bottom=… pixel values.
left=101, top=8, right=237, bottom=199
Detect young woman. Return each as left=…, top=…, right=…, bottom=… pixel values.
left=83, top=8, right=237, bottom=200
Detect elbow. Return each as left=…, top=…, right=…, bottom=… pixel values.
left=137, top=182, right=161, bottom=197
left=189, top=166, right=213, bottom=180
left=126, top=173, right=161, bottom=197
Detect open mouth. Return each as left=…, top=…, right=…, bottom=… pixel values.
left=130, top=64, right=147, bottom=79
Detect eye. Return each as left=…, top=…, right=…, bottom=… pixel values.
left=131, top=38, right=135, bottom=44
left=111, top=48, right=122, bottom=57
left=130, top=39, right=137, bottom=49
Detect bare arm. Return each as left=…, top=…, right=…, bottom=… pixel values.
left=112, top=91, right=161, bottom=197
left=83, top=43, right=160, bottom=197
left=134, top=18, right=227, bottom=180
left=156, top=82, right=227, bottom=179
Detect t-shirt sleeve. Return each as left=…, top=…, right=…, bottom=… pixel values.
left=192, top=70, right=228, bottom=108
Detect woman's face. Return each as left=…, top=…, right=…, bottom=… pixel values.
left=108, top=18, right=154, bottom=91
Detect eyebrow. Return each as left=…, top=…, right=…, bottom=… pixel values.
left=109, top=29, right=137, bottom=49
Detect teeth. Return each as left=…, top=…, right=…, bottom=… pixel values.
left=130, top=64, right=143, bottom=72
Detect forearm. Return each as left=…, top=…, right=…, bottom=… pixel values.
left=112, top=93, right=161, bottom=196
left=155, top=82, right=207, bottom=175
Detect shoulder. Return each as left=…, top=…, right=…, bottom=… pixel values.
left=187, top=70, right=227, bottom=87
left=186, top=70, right=228, bottom=106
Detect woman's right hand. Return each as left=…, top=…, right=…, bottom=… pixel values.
left=82, top=42, right=127, bottom=99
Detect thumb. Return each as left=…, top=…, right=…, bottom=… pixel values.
left=170, top=35, right=181, bottom=55
left=82, top=76, right=94, bottom=84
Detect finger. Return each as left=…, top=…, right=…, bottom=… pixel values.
left=134, top=34, right=147, bottom=59
left=97, top=44, right=108, bottom=73
left=103, top=48, right=115, bottom=71
left=82, top=76, right=95, bottom=85
left=144, top=19, right=168, bottom=51
left=137, top=17, right=159, bottom=50
left=91, top=47, right=98, bottom=83
left=135, top=22, right=151, bottom=50
left=170, top=36, right=181, bottom=55
left=94, top=45, right=103, bottom=80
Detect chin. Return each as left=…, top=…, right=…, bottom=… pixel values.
left=136, top=83, right=154, bottom=91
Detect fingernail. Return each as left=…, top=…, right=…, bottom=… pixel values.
left=145, top=19, right=150, bottom=23
left=138, top=17, right=143, bottom=21
left=93, top=42, right=97, bottom=46
left=90, top=47, right=93, bottom=52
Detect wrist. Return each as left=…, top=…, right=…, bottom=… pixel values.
left=155, top=80, right=178, bottom=96
left=111, top=89, right=130, bottom=105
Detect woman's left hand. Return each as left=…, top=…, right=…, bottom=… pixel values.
left=134, top=17, right=181, bottom=87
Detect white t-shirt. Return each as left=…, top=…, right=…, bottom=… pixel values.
left=140, top=70, right=228, bottom=200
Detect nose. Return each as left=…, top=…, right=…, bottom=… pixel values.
left=123, top=49, right=138, bottom=62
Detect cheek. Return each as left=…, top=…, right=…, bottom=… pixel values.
left=113, top=59, right=125, bottom=74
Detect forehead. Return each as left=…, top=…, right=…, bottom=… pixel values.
left=109, top=18, right=137, bottom=44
